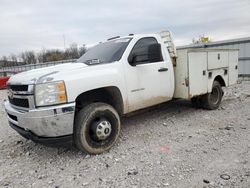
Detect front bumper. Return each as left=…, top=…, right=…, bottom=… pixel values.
left=9, top=122, right=73, bottom=146
left=4, top=101, right=75, bottom=138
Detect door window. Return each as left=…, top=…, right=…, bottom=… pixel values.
left=129, top=37, right=162, bottom=64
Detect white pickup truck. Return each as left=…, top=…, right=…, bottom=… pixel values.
left=4, top=31, right=238, bottom=154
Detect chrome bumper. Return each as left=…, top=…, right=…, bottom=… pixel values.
left=4, top=101, right=75, bottom=137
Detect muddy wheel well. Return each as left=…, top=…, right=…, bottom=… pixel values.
left=214, top=75, right=226, bottom=87
left=75, top=87, right=124, bottom=116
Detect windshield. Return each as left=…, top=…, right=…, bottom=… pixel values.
left=78, top=38, right=131, bottom=65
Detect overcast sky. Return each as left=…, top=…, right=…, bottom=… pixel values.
left=0, top=0, right=249, bottom=56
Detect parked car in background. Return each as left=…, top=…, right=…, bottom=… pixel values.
left=0, top=71, right=16, bottom=89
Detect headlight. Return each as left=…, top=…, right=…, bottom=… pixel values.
left=35, top=81, right=67, bottom=107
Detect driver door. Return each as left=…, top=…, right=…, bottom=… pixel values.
left=125, top=37, right=172, bottom=112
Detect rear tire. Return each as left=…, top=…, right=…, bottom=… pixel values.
left=74, top=102, right=121, bottom=154
left=202, top=81, right=223, bottom=110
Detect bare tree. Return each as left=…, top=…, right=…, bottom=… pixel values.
left=0, top=42, right=87, bottom=66
left=37, top=49, right=47, bottom=63
left=0, top=56, right=8, bottom=67
left=65, top=43, right=79, bottom=59
left=9, top=54, right=17, bottom=62
left=21, top=51, right=37, bottom=64
left=45, top=49, right=65, bottom=62
left=79, top=44, right=87, bottom=57
left=9, top=54, right=18, bottom=66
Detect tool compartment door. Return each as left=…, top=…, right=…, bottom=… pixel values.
left=208, top=51, right=228, bottom=70
left=188, top=52, right=208, bottom=97
left=228, top=50, right=238, bottom=85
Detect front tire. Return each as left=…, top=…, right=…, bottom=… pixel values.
left=74, top=102, right=121, bottom=154
left=202, top=81, right=223, bottom=110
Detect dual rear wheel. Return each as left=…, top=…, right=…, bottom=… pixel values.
left=191, top=81, right=224, bottom=110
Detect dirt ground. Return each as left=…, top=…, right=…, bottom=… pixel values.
left=0, top=81, right=250, bottom=188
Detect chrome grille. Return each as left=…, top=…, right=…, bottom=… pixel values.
left=8, top=97, right=29, bottom=108
left=7, top=85, right=29, bottom=92
left=7, top=84, right=35, bottom=110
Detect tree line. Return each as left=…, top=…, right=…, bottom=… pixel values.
left=0, top=43, right=87, bottom=68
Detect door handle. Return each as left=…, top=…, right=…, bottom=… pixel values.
left=158, top=68, right=168, bottom=72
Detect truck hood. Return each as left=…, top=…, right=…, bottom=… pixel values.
left=8, top=63, right=88, bottom=85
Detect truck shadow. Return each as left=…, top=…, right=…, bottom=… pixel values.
left=121, top=99, right=197, bottom=128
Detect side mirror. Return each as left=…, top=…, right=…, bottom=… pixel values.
left=128, top=53, right=151, bottom=66
left=148, top=43, right=163, bottom=62
left=128, top=54, right=137, bottom=66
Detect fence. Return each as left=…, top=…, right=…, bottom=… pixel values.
left=0, top=59, right=77, bottom=73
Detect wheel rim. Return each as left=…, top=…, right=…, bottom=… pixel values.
left=209, top=86, right=220, bottom=105
left=88, top=116, right=114, bottom=144
left=95, top=119, right=112, bottom=140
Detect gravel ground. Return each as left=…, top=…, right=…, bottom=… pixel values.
left=0, top=81, right=250, bottom=188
